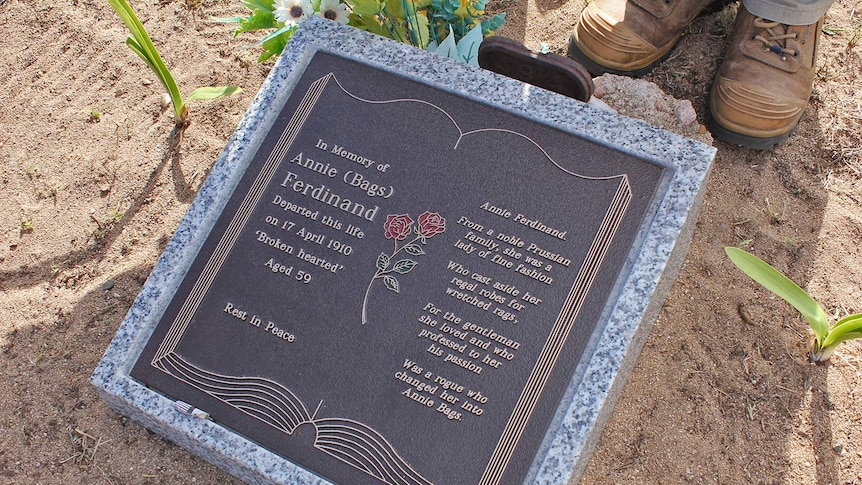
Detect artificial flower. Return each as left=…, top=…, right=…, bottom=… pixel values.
left=273, top=0, right=313, bottom=26
left=315, top=0, right=349, bottom=24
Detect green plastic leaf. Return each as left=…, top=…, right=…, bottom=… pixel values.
left=240, top=23, right=295, bottom=61
left=481, top=13, right=506, bottom=35
left=433, top=27, right=458, bottom=59
left=456, top=23, right=483, bottom=66
left=258, top=30, right=290, bottom=62
left=385, top=0, right=407, bottom=18
left=237, top=9, right=278, bottom=34
left=376, top=253, right=390, bottom=271
left=403, top=244, right=425, bottom=256
left=242, top=0, right=274, bottom=11
left=210, top=16, right=245, bottom=23
left=392, top=259, right=417, bottom=274
left=352, top=14, right=392, bottom=38
left=351, top=17, right=380, bottom=38
left=725, top=247, right=829, bottom=344
left=822, top=314, right=862, bottom=348
left=187, top=86, right=243, bottom=101
left=407, top=7, right=430, bottom=48
left=253, top=23, right=296, bottom=47
left=351, top=0, right=386, bottom=16
left=383, top=275, right=400, bottom=293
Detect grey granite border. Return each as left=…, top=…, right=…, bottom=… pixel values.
left=92, top=17, right=715, bottom=485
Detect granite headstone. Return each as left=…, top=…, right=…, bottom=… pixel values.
left=92, top=18, right=715, bottom=485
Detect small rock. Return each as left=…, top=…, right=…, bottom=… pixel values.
left=142, top=79, right=152, bottom=86
left=160, top=93, right=171, bottom=109
left=674, top=99, right=697, bottom=125
left=102, top=281, right=115, bottom=291
left=99, top=184, right=111, bottom=193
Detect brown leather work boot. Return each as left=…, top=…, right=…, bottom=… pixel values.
left=708, top=7, right=822, bottom=149
left=568, top=0, right=724, bottom=76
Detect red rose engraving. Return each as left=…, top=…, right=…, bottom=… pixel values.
left=384, top=213, right=414, bottom=240
left=363, top=210, right=445, bottom=325
left=417, top=211, right=446, bottom=239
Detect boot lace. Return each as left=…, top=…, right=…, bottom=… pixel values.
left=753, top=18, right=797, bottom=59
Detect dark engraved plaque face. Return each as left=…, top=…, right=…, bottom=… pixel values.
left=131, top=51, right=667, bottom=485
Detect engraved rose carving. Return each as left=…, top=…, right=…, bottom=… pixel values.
left=362, top=211, right=447, bottom=324
left=383, top=213, right=414, bottom=241
left=417, top=211, right=446, bottom=239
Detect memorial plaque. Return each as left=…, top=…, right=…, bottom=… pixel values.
left=93, top=18, right=714, bottom=485
left=130, top=50, right=664, bottom=485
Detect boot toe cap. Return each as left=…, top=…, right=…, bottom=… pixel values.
left=571, top=5, right=661, bottom=70
left=710, top=77, right=807, bottom=138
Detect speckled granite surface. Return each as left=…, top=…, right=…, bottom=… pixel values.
left=92, top=17, right=715, bottom=485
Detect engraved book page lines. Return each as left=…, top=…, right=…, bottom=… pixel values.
left=153, top=75, right=330, bottom=363
left=156, top=352, right=312, bottom=432
left=155, top=353, right=432, bottom=485
left=327, top=75, right=629, bottom=185
left=479, top=181, right=632, bottom=485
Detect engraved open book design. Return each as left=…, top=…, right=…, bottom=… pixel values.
left=138, top=60, right=634, bottom=485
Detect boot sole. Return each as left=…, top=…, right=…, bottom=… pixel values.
left=568, top=0, right=735, bottom=77
left=706, top=110, right=795, bottom=150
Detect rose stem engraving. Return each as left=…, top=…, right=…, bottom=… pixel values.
left=361, top=211, right=446, bottom=324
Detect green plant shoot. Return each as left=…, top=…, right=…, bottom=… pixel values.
left=725, top=246, right=862, bottom=361
left=107, top=0, right=241, bottom=127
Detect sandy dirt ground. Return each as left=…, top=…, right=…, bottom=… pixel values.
left=1, top=0, right=860, bottom=483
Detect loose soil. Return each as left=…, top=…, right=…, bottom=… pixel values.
left=1, top=0, right=859, bottom=483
